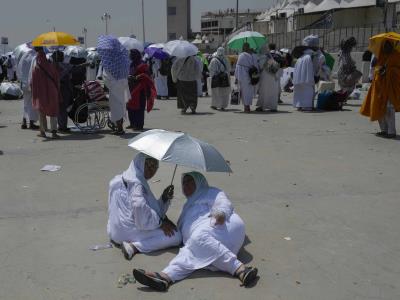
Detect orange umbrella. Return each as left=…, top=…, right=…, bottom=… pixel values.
left=368, top=32, right=400, bottom=58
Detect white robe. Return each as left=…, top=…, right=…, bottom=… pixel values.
left=293, top=51, right=315, bottom=109
left=162, top=184, right=245, bottom=282
left=209, top=56, right=231, bottom=109
left=152, top=59, right=168, bottom=97
left=86, top=66, right=97, bottom=82
left=257, top=66, right=282, bottom=110
left=195, top=57, right=203, bottom=96
left=235, top=52, right=258, bottom=106
left=107, top=155, right=182, bottom=252
left=103, top=70, right=129, bottom=122
left=17, top=51, right=38, bottom=121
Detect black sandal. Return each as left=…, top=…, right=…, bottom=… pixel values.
left=236, top=266, right=258, bottom=287
left=133, top=269, right=170, bottom=291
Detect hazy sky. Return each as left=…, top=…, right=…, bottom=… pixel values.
left=0, top=0, right=273, bottom=49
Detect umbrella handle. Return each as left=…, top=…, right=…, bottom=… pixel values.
left=170, top=165, right=178, bottom=185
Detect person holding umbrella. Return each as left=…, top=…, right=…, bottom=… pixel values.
left=97, top=35, right=130, bottom=135
left=235, top=42, right=260, bottom=113
left=360, top=33, right=400, bottom=139
left=30, top=47, right=61, bottom=139
left=171, top=55, right=201, bottom=114
left=165, top=40, right=201, bottom=114
left=107, top=153, right=182, bottom=260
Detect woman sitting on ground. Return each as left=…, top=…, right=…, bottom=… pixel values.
left=133, top=171, right=258, bottom=291
left=107, top=153, right=182, bottom=260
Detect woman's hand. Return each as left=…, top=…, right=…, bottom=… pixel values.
left=162, top=185, right=174, bottom=202
left=160, top=218, right=177, bottom=237
left=211, top=212, right=226, bottom=225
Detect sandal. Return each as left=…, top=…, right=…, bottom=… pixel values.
left=236, top=266, right=258, bottom=287
left=133, top=269, right=170, bottom=291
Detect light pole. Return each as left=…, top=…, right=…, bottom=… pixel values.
left=141, top=0, right=146, bottom=42
left=235, top=0, right=239, bottom=30
left=82, top=27, right=87, bottom=48
left=101, top=12, right=111, bottom=35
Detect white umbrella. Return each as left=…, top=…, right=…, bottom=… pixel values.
left=118, top=37, right=144, bottom=52
left=64, top=46, right=87, bottom=59
left=147, top=43, right=164, bottom=49
left=128, top=129, right=232, bottom=183
left=0, top=82, right=23, bottom=99
left=17, top=51, right=36, bottom=86
left=86, top=50, right=99, bottom=62
left=164, top=40, right=198, bottom=58
left=13, top=43, right=32, bottom=63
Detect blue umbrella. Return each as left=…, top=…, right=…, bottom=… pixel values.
left=97, top=35, right=130, bottom=80
left=144, top=43, right=169, bottom=60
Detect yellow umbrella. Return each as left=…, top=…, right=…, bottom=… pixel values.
left=368, top=32, right=400, bottom=58
left=32, top=31, right=79, bottom=47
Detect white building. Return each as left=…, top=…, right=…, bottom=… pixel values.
left=198, top=9, right=261, bottom=52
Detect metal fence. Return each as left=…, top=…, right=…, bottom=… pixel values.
left=264, top=23, right=398, bottom=52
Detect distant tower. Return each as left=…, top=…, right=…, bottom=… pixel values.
left=167, top=0, right=191, bottom=40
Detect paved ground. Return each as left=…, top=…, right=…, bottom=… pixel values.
left=1, top=94, right=400, bottom=300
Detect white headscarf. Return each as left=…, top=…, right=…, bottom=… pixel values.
left=303, top=35, right=319, bottom=48
left=216, top=47, right=225, bottom=58
left=122, top=153, right=162, bottom=216
left=177, top=171, right=210, bottom=229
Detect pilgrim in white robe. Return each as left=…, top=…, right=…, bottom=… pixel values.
left=152, top=59, right=168, bottom=97
left=161, top=172, right=245, bottom=282
left=235, top=52, right=258, bottom=106
left=257, top=52, right=282, bottom=111
left=107, top=154, right=182, bottom=253
left=293, top=50, right=316, bottom=110
left=195, top=56, right=204, bottom=97
left=209, top=48, right=231, bottom=109
left=17, top=51, right=38, bottom=122
left=102, top=69, right=130, bottom=122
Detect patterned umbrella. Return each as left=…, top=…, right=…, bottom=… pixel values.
left=97, top=35, right=130, bottom=80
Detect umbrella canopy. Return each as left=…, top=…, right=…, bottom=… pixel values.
left=17, top=51, right=36, bottom=86
left=323, top=51, right=335, bottom=70
left=228, top=31, right=267, bottom=52
left=164, top=40, right=198, bottom=58
left=64, top=46, right=87, bottom=59
left=144, top=43, right=169, bottom=59
left=128, top=129, right=232, bottom=173
left=86, top=50, right=99, bottom=63
left=13, top=43, right=33, bottom=63
left=97, top=35, right=130, bottom=80
left=118, top=37, right=144, bottom=52
left=369, top=32, right=400, bottom=58
left=32, top=31, right=79, bottom=47
left=0, top=82, right=23, bottom=99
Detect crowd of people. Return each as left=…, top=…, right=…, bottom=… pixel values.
left=1, top=32, right=398, bottom=140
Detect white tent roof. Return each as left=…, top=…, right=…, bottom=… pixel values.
left=305, top=0, right=376, bottom=13
left=256, top=0, right=304, bottom=21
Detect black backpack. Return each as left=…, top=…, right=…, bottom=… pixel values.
left=159, top=59, right=170, bottom=76
left=248, top=66, right=260, bottom=85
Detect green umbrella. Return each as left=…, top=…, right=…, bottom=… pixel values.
left=228, top=31, right=267, bottom=52
left=323, top=51, right=335, bottom=70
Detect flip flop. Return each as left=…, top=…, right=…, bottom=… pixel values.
left=133, top=269, right=170, bottom=291
left=236, top=266, right=258, bottom=287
